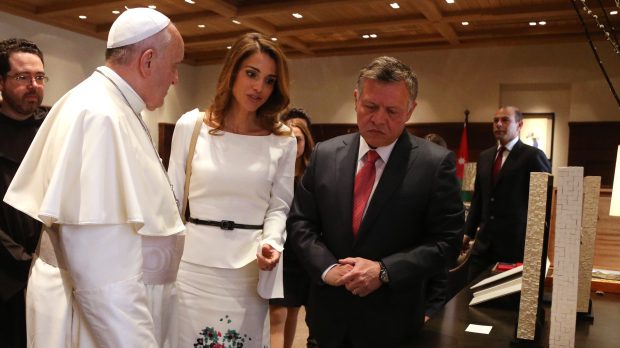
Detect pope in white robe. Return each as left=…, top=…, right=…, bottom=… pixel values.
left=3, top=8, right=186, bottom=348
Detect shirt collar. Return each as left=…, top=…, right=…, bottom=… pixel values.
left=358, top=136, right=397, bottom=163
left=499, top=136, right=519, bottom=152
left=95, top=66, right=146, bottom=115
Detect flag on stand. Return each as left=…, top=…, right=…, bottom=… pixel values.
left=456, top=113, right=469, bottom=182
left=457, top=111, right=471, bottom=201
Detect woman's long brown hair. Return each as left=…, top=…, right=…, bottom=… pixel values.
left=207, top=32, right=290, bottom=136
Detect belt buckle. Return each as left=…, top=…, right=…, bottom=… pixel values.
left=220, top=220, right=235, bottom=230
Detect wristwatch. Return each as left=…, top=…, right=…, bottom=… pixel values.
left=379, top=261, right=390, bottom=284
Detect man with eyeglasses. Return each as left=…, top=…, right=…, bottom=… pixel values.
left=462, top=106, right=551, bottom=282
left=0, top=38, right=48, bottom=348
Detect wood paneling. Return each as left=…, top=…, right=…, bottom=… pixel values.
left=311, top=122, right=495, bottom=161
left=158, top=123, right=174, bottom=170
left=568, top=122, right=620, bottom=188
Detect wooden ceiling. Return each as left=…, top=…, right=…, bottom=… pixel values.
left=1, top=0, right=619, bottom=65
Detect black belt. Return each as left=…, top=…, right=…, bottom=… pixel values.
left=188, top=217, right=263, bottom=231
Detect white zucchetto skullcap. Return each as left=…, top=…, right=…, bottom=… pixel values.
left=107, top=8, right=171, bottom=49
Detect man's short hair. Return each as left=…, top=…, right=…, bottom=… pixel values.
left=280, top=108, right=312, bottom=128
left=356, top=56, right=418, bottom=102
left=512, top=108, right=523, bottom=122
left=0, top=38, right=44, bottom=78
left=500, top=106, right=523, bottom=122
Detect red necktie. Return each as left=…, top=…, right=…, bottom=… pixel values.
left=352, top=150, right=380, bottom=237
left=492, top=146, right=505, bottom=184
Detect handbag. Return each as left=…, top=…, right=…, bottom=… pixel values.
left=180, top=110, right=205, bottom=223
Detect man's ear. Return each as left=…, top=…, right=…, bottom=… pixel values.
left=138, top=49, right=154, bottom=77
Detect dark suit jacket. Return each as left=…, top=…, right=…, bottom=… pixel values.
left=0, top=109, right=46, bottom=302
left=464, top=139, right=551, bottom=263
left=287, top=131, right=464, bottom=348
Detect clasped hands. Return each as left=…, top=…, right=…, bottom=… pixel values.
left=257, top=244, right=280, bottom=271
left=324, top=257, right=382, bottom=297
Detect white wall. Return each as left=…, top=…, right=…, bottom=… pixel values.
left=500, top=83, right=571, bottom=176
left=0, top=11, right=195, bottom=140
left=0, top=11, right=104, bottom=105
left=3, top=10, right=620, bottom=169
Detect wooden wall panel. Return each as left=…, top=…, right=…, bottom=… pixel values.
left=568, top=122, right=620, bottom=188
left=311, top=122, right=495, bottom=162
left=158, top=123, right=174, bottom=169
left=159, top=121, right=620, bottom=187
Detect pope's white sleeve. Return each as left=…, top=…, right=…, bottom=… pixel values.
left=261, top=136, right=296, bottom=252
left=59, top=224, right=158, bottom=348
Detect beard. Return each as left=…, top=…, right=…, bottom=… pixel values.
left=1, top=88, right=43, bottom=117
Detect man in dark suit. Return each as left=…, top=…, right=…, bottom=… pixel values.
left=463, top=106, right=551, bottom=281
left=287, top=56, right=464, bottom=347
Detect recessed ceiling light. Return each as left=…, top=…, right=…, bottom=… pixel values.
left=538, top=21, right=546, bottom=25
left=390, top=2, right=400, bottom=9
left=185, top=0, right=196, bottom=4
left=271, top=37, right=277, bottom=41
left=232, top=19, right=241, bottom=24
left=227, top=46, right=232, bottom=49
left=611, top=10, right=618, bottom=15
left=369, top=34, right=377, bottom=38
left=148, top=5, right=156, bottom=9
left=292, top=13, right=303, bottom=19
left=362, top=34, right=370, bottom=39
left=446, top=0, right=455, bottom=4
left=78, top=15, right=87, bottom=20
left=529, top=22, right=537, bottom=26
left=197, top=24, right=206, bottom=28
left=112, top=10, right=120, bottom=15
left=461, top=21, right=469, bottom=26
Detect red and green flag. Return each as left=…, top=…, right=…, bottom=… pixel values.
left=457, top=111, right=472, bottom=201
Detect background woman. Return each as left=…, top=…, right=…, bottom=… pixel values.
left=168, top=32, right=296, bottom=347
left=269, top=111, right=315, bottom=348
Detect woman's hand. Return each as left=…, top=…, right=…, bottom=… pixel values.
left=257, top=244, right=280, bottom=271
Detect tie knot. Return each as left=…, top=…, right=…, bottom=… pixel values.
left=497, top=146, right=506, bottom=155
left=366, top=150, right=380, bottom=164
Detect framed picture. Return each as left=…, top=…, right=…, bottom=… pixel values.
left=521, top=113, right=554, bottom=160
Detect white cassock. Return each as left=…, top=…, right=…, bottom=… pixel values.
left=3, top=66, right=185, bottom=348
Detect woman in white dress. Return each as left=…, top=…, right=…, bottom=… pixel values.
left=168, top=32, right=295, bottom=348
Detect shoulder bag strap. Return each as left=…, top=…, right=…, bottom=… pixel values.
left=181, top=111, right=205, bottom=223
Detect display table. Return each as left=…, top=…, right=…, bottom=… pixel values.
left=412, top=277, right=620, bottom=347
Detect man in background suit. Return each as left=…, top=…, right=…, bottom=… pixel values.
left=463, top=106, right=551, bottom=281
left=287, top=56, right=464, bottom=347
left=0, top=38, right=48, bottom=348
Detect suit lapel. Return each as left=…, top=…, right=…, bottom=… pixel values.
left=336, top=134, right=359, bottom=246
left=355, top=131, right=416, bottom=244
left=479, top=147, right=495, bottom=193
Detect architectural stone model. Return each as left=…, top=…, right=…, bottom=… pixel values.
left=517, top=172, right=552, bottom=341
left=462, top=162, right=476, bottom=192
left=549, top=167, right=583, bottom=348
left=577, top=176, right=601, bottom=313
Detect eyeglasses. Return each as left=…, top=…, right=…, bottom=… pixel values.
left=5, top=73, right=49, bottom=85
